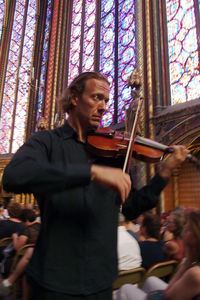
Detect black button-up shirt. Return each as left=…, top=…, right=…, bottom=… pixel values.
left=3, top=121, right=168, bottom=295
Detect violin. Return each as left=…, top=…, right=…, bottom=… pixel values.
left=87, top=70, right=200, bottom=171
left=87, top=127, right=200, bottom=170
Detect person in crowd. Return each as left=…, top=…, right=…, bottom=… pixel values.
left=117, top=213, right=142, bottom=271
left=164, top=210, right=186, bottom=263
left=133, top=214, right=146, bottom=241
left=160, top=211, right=171, bottom=240
left=0, top=202, right=26, bottom=277
left=0, top=247, right=34, bottom=298
left=139, top=212, right=168, bottom=269
left=0, top=209, right=41, bottom=297
left=115, top=208, right=200, bottom=300
left=123, top=218, right=139, bottom=241
left=2, top=71, right=189, bottom=300
left=12, top=208, right=41, bottom=251
left=0, top=203, right=6, bottom=220
left=0, top=202, right=25, bottom=239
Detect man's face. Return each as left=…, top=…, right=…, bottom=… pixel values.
left=72, top=78, right=110, bottom=129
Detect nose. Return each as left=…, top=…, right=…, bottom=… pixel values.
left=98, top=99, right=106, bottom=112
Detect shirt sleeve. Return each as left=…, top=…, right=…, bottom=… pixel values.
left=2, top=131, right=91, bottom=194
left=122, top=173, right=169, bottom=220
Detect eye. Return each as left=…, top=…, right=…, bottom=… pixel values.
left=92, top=94, right=109, bottom=104
left=93, top=94, right=100, bottom=100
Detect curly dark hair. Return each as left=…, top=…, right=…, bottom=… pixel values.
left=7, top=202, right=22, bottom=218
left=142, top=212, right=162, bottom=240
left=170, top=211, right=186, bottom=238
left=57, top=72, right=110, bottom=113
left=20, top=209, right=36, bottom=223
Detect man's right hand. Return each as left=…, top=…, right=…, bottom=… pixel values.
left=91, top=165, right=131, bottom=204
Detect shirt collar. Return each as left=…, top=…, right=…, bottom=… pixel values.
left=62, top=120, right=78, bottom=140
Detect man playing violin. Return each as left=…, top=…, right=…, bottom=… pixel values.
left=2, top=72, right=189, bottom=300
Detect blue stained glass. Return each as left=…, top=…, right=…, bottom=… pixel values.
left=166, top=0, right=200, bottom=104
left=182, top=8, right=195, bottom=29
left=104, top=29, right=114, bottom=42
left=104, top=13, right=114, bottom=28
left=72, top=51, right=80, bottom=64
left=87, top=14, right=95, bottom=26
left=122, top=87, right=131, bottom=100
left=103, top=59, right=114, bottom=72
left=183, top=28, right=197, bottom=52
left=68, top=0, right=83, bottom=83
left=37, top=0, right=53, bottom=123
left=181, top=0, right=193, bottom=10
left=122, top=0, right=133, bottom=13
left=104, top=0, right=115, bottom=13
left=68, top=0, right=136, bottom=126
left=122, top=30, right=134, bottom=46
left=104, top=44, right=113, bottom=58
left=74, top=12, right=82, bottom=25
left=122, top=47, right=134, bottom=63
left=100, top=0, right=115, bottom=126
left=167, top=20, right=180, bottom=41
left=122, top=64, right=135, bottom=81
left=75, top=1, right=82, bottom=13
left=85, top=57, right=94, bottom=69
left=82, top=0, right=96, bottom=72
left=85, top=41, right=94, bottom=54
left=73, top=26, right=82, bottom=37
left=168, top=39, right=182, bottom=62
left=122, top=14, right=134, bottom=29
left=166, top=0, right=179, bottom=21
left=86, top=27, right=95, bottom=40
left=0, top=0, right=5, bottom=40
left=188, top=75, right=200, bottom=99
left=88, top=2, right=95, bottom=14
left=118, top=0, right=136, bottom=123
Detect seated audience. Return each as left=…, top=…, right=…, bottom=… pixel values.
left=0, top=247, right=34, bottom=297
left=0, top=209, right=41, bottom=297
left=0, top=202, right=25, bottom=239
left=0, top=203, right=6, bottom=220
left=133, top=214, right=145, bottom=241
left=122, top=218, right=139, bottom=241
left=160, top=212, right=170, bottom=239
left=117, top=213, right=142, bottom=271
left=164, top=210, right=186, bottom=263
left=139, top=212, right=168, bottom=269
left=115, top=209, right=200, bottom=300
left=12, top=208, right=41, bottom=251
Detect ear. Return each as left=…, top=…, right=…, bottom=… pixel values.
left=71, top=95, right=78, bottom=107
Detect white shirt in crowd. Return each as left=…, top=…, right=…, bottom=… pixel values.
left=117, top=225, right=142, bottom=271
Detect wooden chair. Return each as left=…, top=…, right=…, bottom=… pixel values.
left=10, top=243, right=35, bottom=273
left=139, top=259, right=178, bottom=288
left=0, top=237, right=13, bottom=273
left=10, top=243, right=35, bottom=300
left=113, top=267, right=146, bottom=290
left=0, top=237, right=12, bottom=248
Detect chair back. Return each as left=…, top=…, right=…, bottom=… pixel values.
left=10, top=243, right=35, bottom=273
left=113, top=267, right=146, bottom=290
left=139, top=259, right=178, bottom=288
left=10, top=243, right=35, bottom=300
left=0, top=237, right=12, bottom=248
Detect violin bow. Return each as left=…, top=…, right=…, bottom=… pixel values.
left=123, top=97, right=144, bottom=173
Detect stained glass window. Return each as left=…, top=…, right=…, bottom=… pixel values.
left=0, top=0, right=5, bottom=40
left=166, top=0, right=200, bottom=104
left=0, top=0, right=37, bottom=154
left=0, top=0, right=53, bottom=154
left=37, top=0, right=53, bottom=123
left=68, top=0, right=136, bottom=126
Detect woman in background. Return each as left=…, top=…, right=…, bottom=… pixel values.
left=116, top=209, right=200, bottom=300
